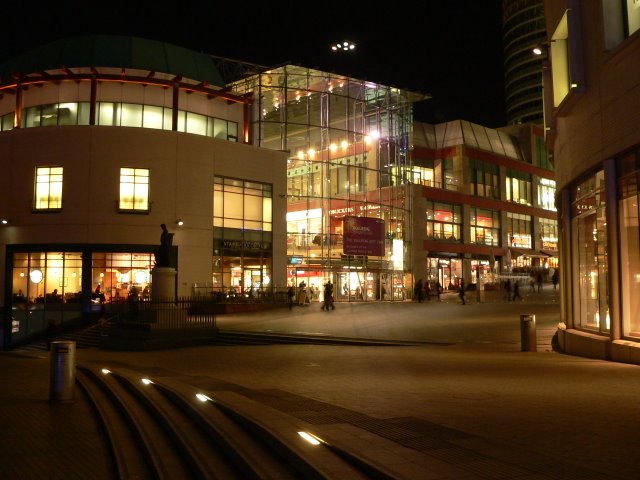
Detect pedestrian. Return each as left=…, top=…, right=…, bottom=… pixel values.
left=298, top=281, right=306, bottom=306
left=529, top=275, right=536, bottom=293
left=287, top=284, right=295, bottom=310
left=512, top=280, right=522, bottom=301
left=328, top=282, right=335, bottom=310
left=436, top=281, right=442, bottom=301
left=536, top=272, right=543, bottom=293
left=552, top=269, right=559, bottom=289
left=458, top=279, right=466, bottom=305
left=414, top=279, right=423, bottom=303
left=323, top=281, right=335, bottom=311
left=504, top=279, right=512, bottom=301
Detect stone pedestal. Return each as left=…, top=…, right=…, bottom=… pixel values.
left=151, top=267, right=177, bottom=301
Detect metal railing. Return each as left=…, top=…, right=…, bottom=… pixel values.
left=108, top=297, right=219, bottom=330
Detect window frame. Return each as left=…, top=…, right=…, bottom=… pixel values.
left=33, top=166, right=64, bottom=212
left=118, top=167, right=150, bottom=213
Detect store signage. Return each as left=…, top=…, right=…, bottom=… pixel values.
left=288, top=256, right=303, bottom=265
left=329, top=204, right=380, bottom=216
left=222, top=240, right=269, bottom=250
left=343, top=216, right=385, bottom=256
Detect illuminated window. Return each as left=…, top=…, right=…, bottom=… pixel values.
left=505, top=169, right=532, bottom=206
left=425, top=202, right=461, bottom=242
left=506, top=212, right=532, bottom=248
left=549, top=9, right=584, bottom=108
left=470, top=208, right=500, bottom=246
left=213, top=177, right=272, bottom=231
left=471, top=159, right=499, bottom=199
left=119, top=168, right=149, bottom=211
left=538, top=178, right=557, bottom=211
left=603, top=0, right=640, bottom=49
left=34, top=166, right=63, bottom=210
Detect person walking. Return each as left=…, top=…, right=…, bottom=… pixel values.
left=512, top=280, right=522, bottom=301
left=287, top=284, right=295, bottom=310
left=298, top=281, right=306, bottom=306
left=435, top=281, right=442, bottom=302
left=536, top=272, right=543, bottom=293
left=322, top=281, right=335, bottom=311
left=328, top=282, right=335, bottom=310
left=458, top=279, right=466, bottom=305
left=552, top=269, right=559, bottom=289
left=504, top=279, right=512, bottom=301
left=414, top=279, right=423, bottom=303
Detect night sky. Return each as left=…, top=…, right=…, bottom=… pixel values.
left=0, top=1, right=506, bottom=127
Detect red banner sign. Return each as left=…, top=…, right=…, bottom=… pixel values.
left=343, top=216, right=385, bottom=256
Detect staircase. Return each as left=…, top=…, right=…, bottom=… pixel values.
left=75, top=362, right=400, bottom=479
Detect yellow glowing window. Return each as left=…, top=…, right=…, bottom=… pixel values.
left=119, top=168, right=149, bottom=211
left=34, top=166, right=63, bottom=209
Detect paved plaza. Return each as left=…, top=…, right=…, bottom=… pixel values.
left=2, top=286, right=640, bottom=479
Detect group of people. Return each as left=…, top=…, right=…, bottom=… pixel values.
left=503, top=279, right=523, bottom=302
left=413, top=279, right=443, bottom=303
left=287, top=281, right=335, bottom=311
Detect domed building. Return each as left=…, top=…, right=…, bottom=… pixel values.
left=0, top=35, right=288, bottom=348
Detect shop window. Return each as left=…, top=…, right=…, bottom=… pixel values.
left=571, top=171, right=609, bottom=333
left=618, top=153, right=640, bottom=337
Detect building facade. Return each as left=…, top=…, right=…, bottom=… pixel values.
left=543, top=0, right=640, bottom=364
left=0, top=36, right=287, bottom=348
left=410, top=120, right=557, bottom=293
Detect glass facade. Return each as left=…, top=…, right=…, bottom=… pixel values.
left=230, top=66, right=417, bottom=300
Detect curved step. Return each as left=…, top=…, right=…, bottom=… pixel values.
left=77, top=362, right=403, bottom=479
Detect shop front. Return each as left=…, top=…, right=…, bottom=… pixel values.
left=5, top=245, right=156, bottom=347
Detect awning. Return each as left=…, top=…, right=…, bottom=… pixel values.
left=539, top=249, right=558, bottom=257
left=509, top=248, right=549, bottom=258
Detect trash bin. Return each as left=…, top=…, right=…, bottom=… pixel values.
left=49, top=340, right=76, bottom=403
left=520, top=314, right=537, bottom=352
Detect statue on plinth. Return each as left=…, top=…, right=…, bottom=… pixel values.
left=154, top=223, right=174, bottom=268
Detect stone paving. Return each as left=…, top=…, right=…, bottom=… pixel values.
left=2, top=286, right=640, bottom=479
